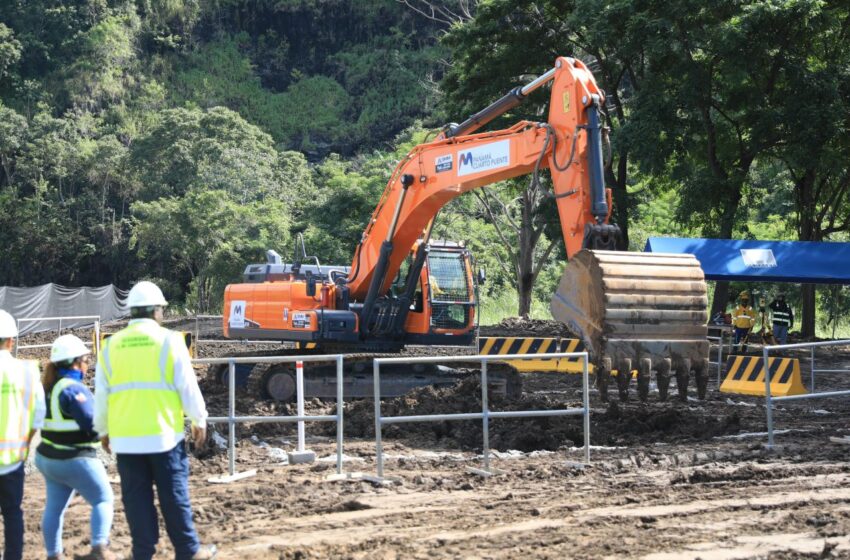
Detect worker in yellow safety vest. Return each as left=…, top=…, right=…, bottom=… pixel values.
left=93, top=282, right=217, bottom=560
left=0, top=309, right=46, bottom=560
left=731, top=291, right=756, bottom=353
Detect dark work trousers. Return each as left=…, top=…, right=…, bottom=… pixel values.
left=116, top=443, right=200, bottom=560
left=0, top=463, right=25, bottom=560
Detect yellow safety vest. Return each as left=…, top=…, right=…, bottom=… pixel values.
left=41, top=377, right=99, bottom=451
left=100, top=322, right=184, bottom=448
left=0, top=358, right=38, bottom=466
left=732, top=305, right=755, bottom=329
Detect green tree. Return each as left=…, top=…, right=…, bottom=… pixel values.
left=0, top=101, right=27, bottom=188
left=64, top=12, right=140, bottom=112
left=766, top=2, right=850, bottom=336
left=0, top=23, right=22, bottom=81
left=129, top=106, right=304, bottom=200
left=131, top=189, right=291, bottom=311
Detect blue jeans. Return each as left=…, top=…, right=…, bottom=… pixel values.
left=773, top=324, right=789, bottom=345
left=116, top=444, right=200, bottom=560
left=733, top=327, right=750, bottom=352
left=0, top=463, right=24, bottom=560
left=35, top=453, right=114, bottom=557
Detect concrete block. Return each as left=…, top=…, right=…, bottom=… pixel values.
left=287, top=450, right=317, bottom=464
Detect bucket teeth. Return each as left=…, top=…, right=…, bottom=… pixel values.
left=551, top=250, right=710, bottom=402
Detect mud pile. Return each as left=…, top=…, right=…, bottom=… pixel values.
left=478, top=317, right=578, bottom=338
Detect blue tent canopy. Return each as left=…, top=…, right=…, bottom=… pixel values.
left=644, top=237, right=850, bottom=284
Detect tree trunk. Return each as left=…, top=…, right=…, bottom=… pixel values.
left=516, top=191, right=536, bottom=318
left=794, top=169, right=818, bottom=338
left=800, top=283, right=816, bottom=338
left=517, top=272, right=533, bottom=318
left=711, top=282, right=731, bottom=319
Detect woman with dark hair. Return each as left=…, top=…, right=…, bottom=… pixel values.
left=35, top=334, right=115, bottom=560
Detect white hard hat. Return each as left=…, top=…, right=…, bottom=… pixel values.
left=127, top=281, right=168, bottom=308
left=50, top=334, right=90, bottom=363
left=0, top=310, right=17, bottom=338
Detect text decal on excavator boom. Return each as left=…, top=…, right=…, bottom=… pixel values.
left=457, top=140, right=511, bottom=177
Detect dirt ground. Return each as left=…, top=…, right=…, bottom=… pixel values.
left=10, top=320, right=850, bottom=559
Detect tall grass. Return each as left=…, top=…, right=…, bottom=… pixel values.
left=478, top=289, right=553, bottom=325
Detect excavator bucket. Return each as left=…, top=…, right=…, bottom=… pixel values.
left=551, top=250, right=710, bottom=402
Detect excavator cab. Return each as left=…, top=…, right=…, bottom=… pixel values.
left=387, top=240, right=477, bottom=342
left=224, top=239, right=478, bottom=351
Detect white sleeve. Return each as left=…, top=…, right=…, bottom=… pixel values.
left=93, top=361, right=109, bottom=437
left=172, top=334, right=208, bottom=429
left=31, top=374, right=46, bottom=430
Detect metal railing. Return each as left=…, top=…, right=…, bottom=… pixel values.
left=764, top=339, right=850, bottom=448
left=14, top=315, right=101, bottom=357
left=373, top=352, right=591, bottom=479
left=707, top=328, right=732, bottom=385
left=192, top=354, right=345, bottom=477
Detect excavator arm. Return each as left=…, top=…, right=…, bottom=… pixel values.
left=347, top=57, right=614, bottom=301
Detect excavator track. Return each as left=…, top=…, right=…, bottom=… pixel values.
left=207, top=348, right=522, bottom=402
left=551, top=250, right=710, bottom=402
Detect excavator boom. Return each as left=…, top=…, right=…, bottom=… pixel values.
left=346, top=57, right=610, bottom=301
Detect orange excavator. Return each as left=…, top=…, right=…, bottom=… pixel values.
left=223, top=57, right=710, bottom=402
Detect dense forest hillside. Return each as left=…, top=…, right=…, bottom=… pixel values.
left=1, top=0, right=848, bottom=335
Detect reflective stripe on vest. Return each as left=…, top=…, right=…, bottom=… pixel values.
left=773, top=310, right=792, bottom=325
left=43, top=377, right=81, bottom=432
left=41, top=377, right=98, bottom=451
left=0, top=358, right=37, bottom=466
left=103, top=323, right=184, bottom=441
left=733, top=306, right=755, bottom=328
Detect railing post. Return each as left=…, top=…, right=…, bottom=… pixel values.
left=480, top=359, right=490, bottom=473
left=336, top=355, right=344, bottom=475
left=228, top=359, right=236, bottom=476
left=583, top=353, right=590, bottom=463
left=374, top=360, right=384, bottom=479
left=764, top=347, right=774, bottom=449
left=810, top=346, right=815, bottom=392
left=717, top=331, right=724, bottom=387
left=296, top=360, right=306, bottom=453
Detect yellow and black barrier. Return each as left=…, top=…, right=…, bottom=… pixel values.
left=478, top=336, right=587, bottom=373
left=720, top=355, right=806, bottom=397
left=95, top=331, right=195, bottom=358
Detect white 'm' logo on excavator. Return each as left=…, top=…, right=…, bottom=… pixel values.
left=457, top=140, right=511, bottom=177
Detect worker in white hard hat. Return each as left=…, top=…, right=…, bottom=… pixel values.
left=93, top=281, right=216, bottom=560
left=0, top=309, right=46, bottom=560
left=35, top=334, right=115, bottom=560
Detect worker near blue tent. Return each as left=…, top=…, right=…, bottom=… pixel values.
left=35, top=334, right=115, bottom=560
left=731, top=291, right=756, bottom=353
left=0, top=309, right=46, bottom=560
left=769, top=292, right=794, bottom=345
left=93, top=281, right=217, bottom=560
